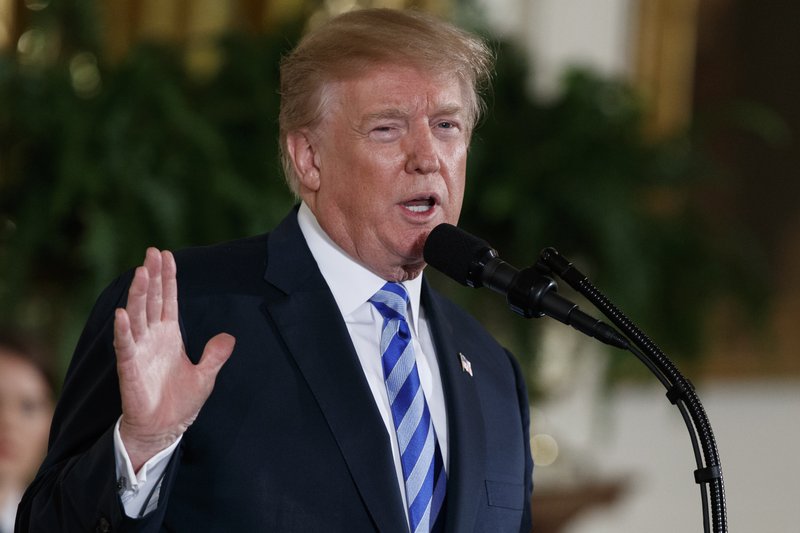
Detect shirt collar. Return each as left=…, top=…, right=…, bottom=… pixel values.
left=296, top=202, right=423, bottom=326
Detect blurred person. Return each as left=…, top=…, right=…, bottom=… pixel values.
left=17, top=9, right=533, bottom=532
left=0, top=331, right=55, bottom=533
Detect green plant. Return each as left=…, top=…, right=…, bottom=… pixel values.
left=435, top=40, right=769, bottom=383
left=1, top=22, right=301, bottom=374
left=0, top=10, right=767, bottom=388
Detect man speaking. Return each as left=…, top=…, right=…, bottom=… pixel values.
left=17, top=8, right=533, bottom=532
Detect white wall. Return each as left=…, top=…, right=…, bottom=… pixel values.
left=471, top=3, right=800, bottom=529
left=475, top=0, right=635, bottom=98
left=534, top=377, right=800, bottom=532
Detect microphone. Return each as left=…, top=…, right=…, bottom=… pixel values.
left=423, top=223, right=629, bottom=349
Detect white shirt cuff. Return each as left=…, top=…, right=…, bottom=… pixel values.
left=113, top=417, right=182, bottom=518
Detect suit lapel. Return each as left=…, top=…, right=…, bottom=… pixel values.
left=261, top=211, right=407, bottom=533
left=423, top=281, right=487, bottom=533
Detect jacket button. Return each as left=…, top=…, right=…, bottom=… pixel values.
left=96, top=516, right=111, bottom=532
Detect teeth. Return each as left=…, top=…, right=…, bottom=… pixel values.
left=406, top=204, right=432, bottom=213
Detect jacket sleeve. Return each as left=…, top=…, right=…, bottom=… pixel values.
left=15, top=272, right=179, bottom=533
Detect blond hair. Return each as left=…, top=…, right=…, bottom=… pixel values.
left=278, top=8, right=494, bottom=195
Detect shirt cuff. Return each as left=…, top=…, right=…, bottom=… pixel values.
left=113, top=417, right=182, bottom=517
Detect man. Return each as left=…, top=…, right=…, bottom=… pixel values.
left=17, top=8, right=533, bottom=532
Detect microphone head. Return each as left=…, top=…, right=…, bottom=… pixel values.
left=423, top=223, right=495, bottom=286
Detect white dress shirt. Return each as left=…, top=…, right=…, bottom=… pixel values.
left=114, top=203, right=448, bottom=519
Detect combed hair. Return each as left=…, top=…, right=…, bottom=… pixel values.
left=278, top=8, right=494, bottom=195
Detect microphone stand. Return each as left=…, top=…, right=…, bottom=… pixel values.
left=536, top=248, right=727, bottom=533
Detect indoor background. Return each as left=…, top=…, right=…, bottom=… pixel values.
left=0, top=0, right=798, bottom=531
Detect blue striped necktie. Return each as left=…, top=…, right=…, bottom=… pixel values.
left=370, top=282, right=446, bottom=533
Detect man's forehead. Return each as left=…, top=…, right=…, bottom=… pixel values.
left=330, top=68, right=466, bottom=114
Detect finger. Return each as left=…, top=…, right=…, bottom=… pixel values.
left=161, top=250, right=178, bottom=322
left=144, top=247, right=163, bottom=326
left=113, top=308, right=136, bottom=364
left=197, top=333, right=236, bottom=381
left=127, top=266, right=149, bottom=340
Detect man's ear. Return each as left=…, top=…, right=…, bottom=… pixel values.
left=285, top=129, right=321, bottom=192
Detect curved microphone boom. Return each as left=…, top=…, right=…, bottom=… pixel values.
left=423, top=223, right=629, bottom=349
left=424, top=224, right=727, bottom=532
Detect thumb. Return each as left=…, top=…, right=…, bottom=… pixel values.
left=197, top=333, right=236, bottom=378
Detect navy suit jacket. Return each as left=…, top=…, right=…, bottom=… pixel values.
left=17, top=210, right=533, bottom=532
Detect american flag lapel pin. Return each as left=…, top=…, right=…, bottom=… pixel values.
left=459, top=353, right=473, bottom=377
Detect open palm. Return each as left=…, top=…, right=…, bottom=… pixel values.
left=113, top=248, right=235, bottom=471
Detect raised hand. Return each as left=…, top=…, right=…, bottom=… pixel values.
left=113, top=248, right=235, bottom=472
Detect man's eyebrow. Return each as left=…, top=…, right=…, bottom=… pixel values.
left=434, top=103, right=465, bottom=117
left=361, top=104, right=465, bottom=124
left=361, top=109, right=409, bottom=123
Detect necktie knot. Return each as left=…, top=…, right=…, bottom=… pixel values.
left=370, top=282, right=410, bottom=323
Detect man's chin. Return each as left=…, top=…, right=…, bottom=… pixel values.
left=409, top=230, right=430, bottom=262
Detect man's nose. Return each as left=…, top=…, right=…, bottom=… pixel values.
left=405, top=128, right=440, bottom=175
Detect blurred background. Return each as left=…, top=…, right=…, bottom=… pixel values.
left=0, top=0, right=798, bottom=531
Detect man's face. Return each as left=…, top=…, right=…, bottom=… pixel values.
left=295, top=63, right=469, bottom=281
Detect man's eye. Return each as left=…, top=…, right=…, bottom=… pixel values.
left=436, top=121, right=460, bottom=131
left=370, top=126, right=401, bottom=141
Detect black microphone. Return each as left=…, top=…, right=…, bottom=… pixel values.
left=423, top=223, right=629, bottom=349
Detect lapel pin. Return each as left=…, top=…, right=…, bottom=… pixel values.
left=459, top=352, right=473, bottom=377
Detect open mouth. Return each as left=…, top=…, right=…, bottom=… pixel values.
left=402, top=196, right=437, bottom=213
